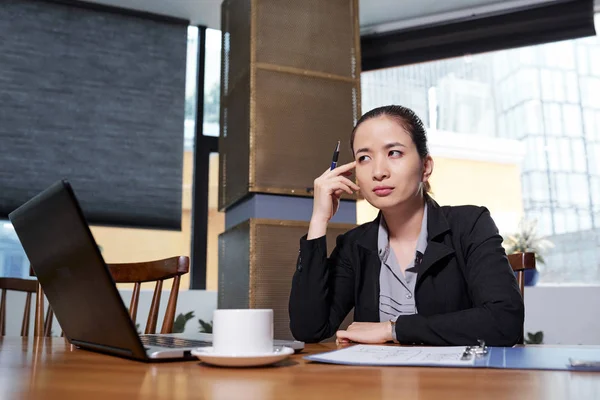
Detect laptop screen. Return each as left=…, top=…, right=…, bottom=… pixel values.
left=9, top=180, right=145, bottom=358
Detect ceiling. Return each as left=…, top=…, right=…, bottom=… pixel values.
left=360, top=0, right=526, bottom=30
left=81, top=0, right=563, bottom=32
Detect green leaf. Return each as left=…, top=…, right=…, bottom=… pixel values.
left=198, top=318, right=213, bottom=334
left=172, top=311, right=195, bottom=333
left=524, top=330, right=544, bottom=344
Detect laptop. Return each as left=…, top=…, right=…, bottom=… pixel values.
left=8, top=179, right=304, bottom=361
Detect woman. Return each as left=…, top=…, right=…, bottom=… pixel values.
left=289, top=105, right=524, bottom=346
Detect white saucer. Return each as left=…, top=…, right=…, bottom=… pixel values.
left=191, top=346, right=295, bottom=367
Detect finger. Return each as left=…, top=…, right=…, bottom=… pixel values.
left=336, top=330, right=350, bottom=340
left=319, top=168, right=332, bottom=178
left=327, top=182, right=353, bottom=196
left=330, top=161, right=356, bottom=175
left=333, top=189, right=344, bottom=197
left=336, top=330, right=357, bottom=342
left=337, top=176, right=360, bottom=191
left=336, top=338, right=351, bottom=347
left=341, top=171, right=353, bottom=177
left=315, top=178, right=351, bottom=196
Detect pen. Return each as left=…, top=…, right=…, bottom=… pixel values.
left=330, top=140, right=340, bottom=170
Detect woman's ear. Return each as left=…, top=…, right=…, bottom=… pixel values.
left=423, top=155, right=434, bottom=183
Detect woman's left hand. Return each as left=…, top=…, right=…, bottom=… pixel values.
left=336, top=321, right=393, bottom=344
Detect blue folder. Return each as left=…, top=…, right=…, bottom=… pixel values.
left=305, top=345, right=600, bottom=371
left=476, top=346, right=600, bottom=372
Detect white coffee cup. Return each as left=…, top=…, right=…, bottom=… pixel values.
left=212, top=309, right=274, bottom=356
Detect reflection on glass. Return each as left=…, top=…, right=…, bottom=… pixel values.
left=0, top=222, right=29, bottom=278
left=184, top=26, right=199, bottom=150
left=203, top=29, right=222, bottom=138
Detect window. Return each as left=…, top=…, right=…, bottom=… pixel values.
left=203, top=29, right=222, bottom=138
left=202, top=29, right=225, bottom=290
left=188, top=27, right=222, bottom=290
left=184, top=26, right=200, bottom=150
left=0, top=223, right=29, bottom=279
left=3, top=253, right=24, bottom=278
left=361, top=14, right=600, bottom=284
left=206, top=152, right=224, bottom=291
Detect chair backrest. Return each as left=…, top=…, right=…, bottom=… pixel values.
left=507, top=252, right=536, bottom=299
left=107, top=256, right=190, bottom=334
left=0, top=277, right=41, bottom=337
left=28, top=266, right=55, bottom=337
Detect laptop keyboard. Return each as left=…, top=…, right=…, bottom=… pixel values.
left=140, top=335, right=211, bottom=349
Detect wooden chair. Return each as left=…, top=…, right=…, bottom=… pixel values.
left=27, top=266, right=54, bottom=337
left=507, top=252, right=536, bottom=299
left=107, top=256, right=190, bottom=334
left=0, top=277, right=50, bottom=337
left=507, top=252, right=536, bottom=344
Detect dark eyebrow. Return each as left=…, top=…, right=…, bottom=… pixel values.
left=355, top=142, right=406, bottom=155
left=384, top=142, right=406, bottom=149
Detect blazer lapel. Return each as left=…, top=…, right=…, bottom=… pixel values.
left=417, top=241, right=455, bottom=286
left=355, top=215, right=381, bottom=322
left=416, top=199, right=456, bottom=286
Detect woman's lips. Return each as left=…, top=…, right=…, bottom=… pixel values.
left=373, top=187, right=394, bottom=197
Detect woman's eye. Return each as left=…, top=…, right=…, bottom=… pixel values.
left=389, top=150, right=403, bottom=157
left=357, top=155, right=370, bottom=162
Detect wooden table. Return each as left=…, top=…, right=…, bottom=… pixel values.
left=1, top=338, right=599, bottom=399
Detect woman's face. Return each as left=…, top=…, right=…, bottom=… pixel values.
left=352, top=116, right=432, bottom=211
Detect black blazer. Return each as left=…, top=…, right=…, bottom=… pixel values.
left=289, top=199, right=524, bottom=346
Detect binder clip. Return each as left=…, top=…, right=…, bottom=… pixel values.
left=461, top=340, right=488, bottom=360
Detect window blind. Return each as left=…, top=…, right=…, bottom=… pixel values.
left=0, top=0, right=189, bottom=230
left=361, top=0, right=596, bottom=71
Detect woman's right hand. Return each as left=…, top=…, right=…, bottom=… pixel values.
left=307, top=161, right=359, bottom=239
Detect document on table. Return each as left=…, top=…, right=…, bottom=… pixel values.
left=305, top=345, right=475, bottom=367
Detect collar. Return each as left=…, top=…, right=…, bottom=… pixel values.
left=356, top=197, right=450, bottom=253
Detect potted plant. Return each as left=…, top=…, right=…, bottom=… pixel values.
left=503, top=218, right=554, bottom=286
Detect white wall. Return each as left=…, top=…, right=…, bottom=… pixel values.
left=3, top=287, right=599, bottom=345
left=523, top=286, right=600, bottom=345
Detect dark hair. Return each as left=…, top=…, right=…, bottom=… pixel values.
left=350, top=105, right=431, bottom=194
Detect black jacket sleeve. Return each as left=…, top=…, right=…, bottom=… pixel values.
left=288, top=233, right=355, bottom=343
left=394, top=209, right=525, bottom=346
